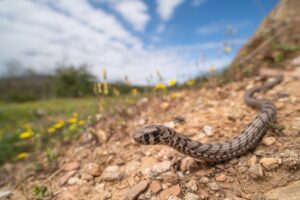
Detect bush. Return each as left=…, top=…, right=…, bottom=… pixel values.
left=54, top=65, right=96, bottom=97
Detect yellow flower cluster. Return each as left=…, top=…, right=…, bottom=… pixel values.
left=79, top=120, right=86, bottom=126
left=223, top=46, right=231, bottom=53
left=186, top=79, right=196, bottom=86
left=19, top=129, right=33, bottom=139
left=17, top=152, right=28, bottom=159
left=171, top=93, right=178, bottom=98
left=47, top=127, right=56, bottom=134
left=68, top=112, right=78, bottom=124
left=54, top=120, right=65, bottom=129
left=168, top=79, right=177, bottom=87
left=155, top=83, right=166, bottom=90
left=131, top=88, right=139, bottom=96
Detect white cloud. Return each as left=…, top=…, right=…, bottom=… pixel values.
left=156, top=0, right=185, bottom=21
left=113, top=0, right=150, bottom=32
left=192, top=0, right=206, bottom=6
left=0, top=1, right=245, bottom=85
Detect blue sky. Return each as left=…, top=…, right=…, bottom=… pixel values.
left=0, top=0, right=278, bottom=85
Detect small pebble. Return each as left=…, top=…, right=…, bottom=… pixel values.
left=186, top=179, right=197, bottom=192
left=262, top=137, right=276, bottom=146
left=203, top=125, right=214, bottom=136
left=184, top=193, right=199, bottom=200
left=248, top=164, right=264, bottom=179
left=125, top=181, right=149, bottom=200
left=216, top=174, right=226, bottom=182
left=200, top=177, right=210, bottom=184
left=260, top=157, right=282, bottom=170
left=208, top=182, right=219, bottom=191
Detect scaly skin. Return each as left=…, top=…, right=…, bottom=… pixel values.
left=134, top=76, right=283, bottom=162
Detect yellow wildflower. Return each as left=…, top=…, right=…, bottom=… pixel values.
left=209, top=66, right=216, bottom=73
left=223, top=46, right=231, bottom=53
left=171, top=93, right=178, bottom=98
left=79, top=120, right=86, bottom=126
left=68, top=117, right=77, bottom=124
left=186, top=80, right=195, bottom=86
left=168, top=79, right=177, bottom=87
left=47, top=127, right=56, bottom=134
left=155, top=83, right=166, bottom=90
left=17, top=152, right=28, bottom=159
left=19, top=129, right=33, bottom=139
left=131, top=88, right=139, bottom=96
left=54, top=120, right=65, bottom=129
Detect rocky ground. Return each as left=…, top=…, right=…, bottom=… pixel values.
left=1, top=56, right=300, bottom=200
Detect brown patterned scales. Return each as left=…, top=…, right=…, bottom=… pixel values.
left=134, top=76, right=283, bottom=162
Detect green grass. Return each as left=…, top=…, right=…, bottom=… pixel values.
left=0, top=95, right=139, bottom=164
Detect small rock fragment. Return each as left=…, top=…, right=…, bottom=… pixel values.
left=67, top=177, right=81, bottom=185
left=203, top=125, right=214, bottom=136
left=150, top=180, right=161, bottom=194
left=200, top=177, right=210, bottom=184
left=0, top=191, right=11, bottom=198
left=125, top=181, right=149, bottom=200
left=152, top=161, right=171, bottom=174
left=163, top=121, right=176, bottom=128
left=186, top=179, right=197, bottom=192
left=159, top=184, right=181, bottom=200
left=248, top=164, right=264, bottom=179
left=82, top=163, right=101, bottom=176
left=95, top=129, right=107, bottom=144
left=208, top=182, right=219, bottom=191
left=184, top=192, right=199, bottom=200
left=292, top=117, right=300, bottom=130
left=282, top=151, right=300, bottom=170
left=137, top=97, right=149, bottom=107
left=125, top=161, right=141, bottom=175
left=81, top=173, right=94, bottom=181
left=62, top=162, right=80, bottom=171
left=262, top=137, right=276, bottom=146
left=59, top=170, right=77, bottom=186
left=248, top=155, right=257, bottom=166
left=180, top=157, right=198, bottom=172
left=238, top=166, right=248, bottom=173
left=291, top=56, right=300, bottom=66
left=260, top=157, right=282, bottom=170
left=160, top=102, right=170, bottom=110
left=174, top=116, right=185, bottom=124
left=215, top=174, right=226, bottom=182
left=101, top=165, right=123, bottom=181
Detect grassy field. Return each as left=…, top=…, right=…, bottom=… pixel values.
left=0, top=95, right=139, bottom=163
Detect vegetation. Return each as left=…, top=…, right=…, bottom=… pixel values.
left=0, top=95, right=140, bottom=164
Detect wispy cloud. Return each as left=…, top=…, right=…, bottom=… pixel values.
left=156, top=0, right=185, bottom=21
left=113, top=0, right=150, bottom=32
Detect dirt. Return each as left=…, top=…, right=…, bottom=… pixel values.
left=1, top=63, right=300, bottom=200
